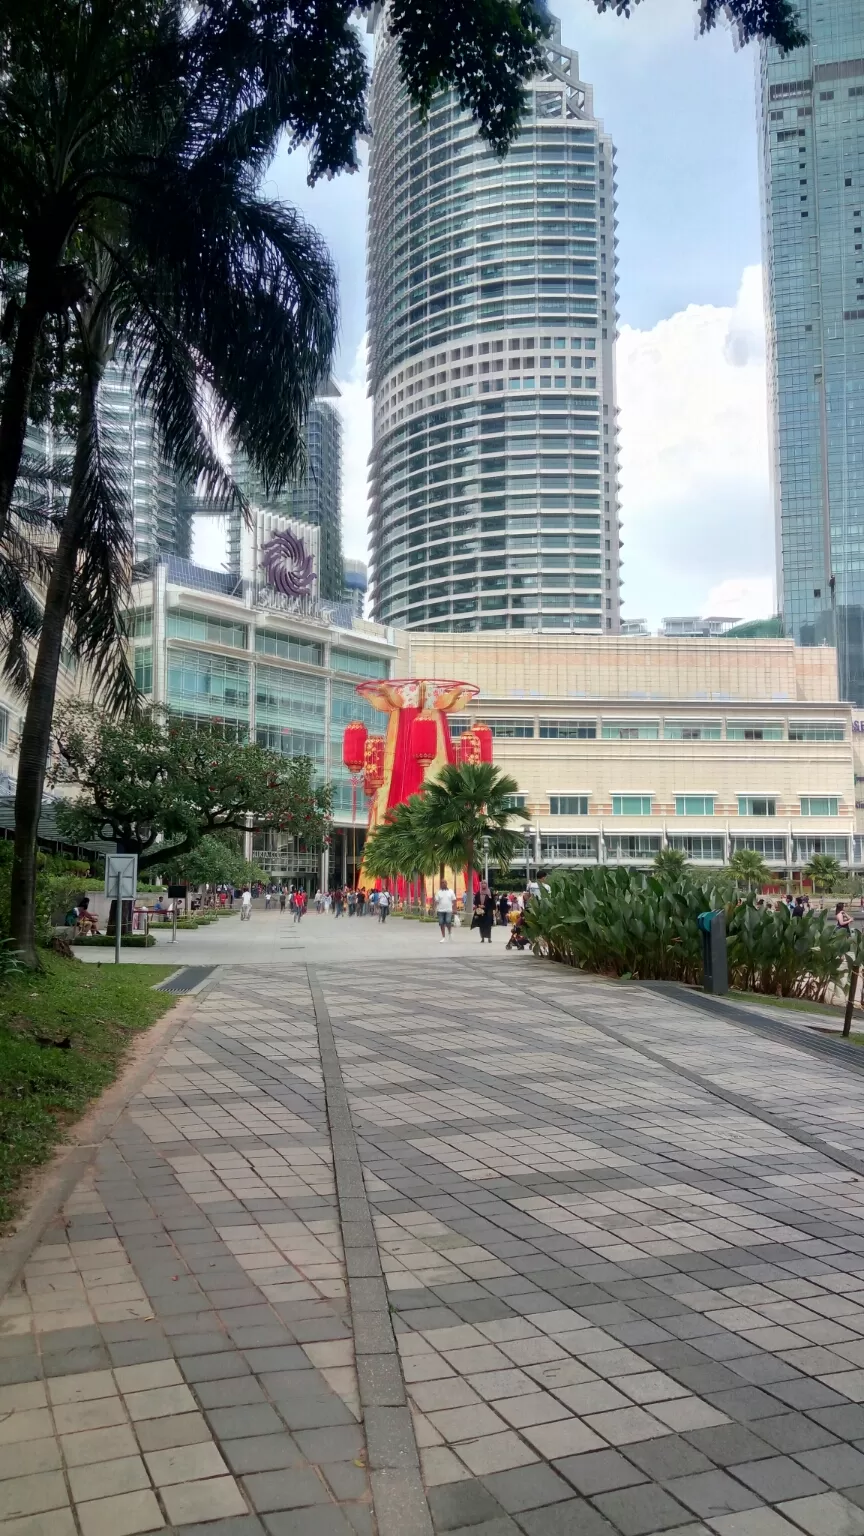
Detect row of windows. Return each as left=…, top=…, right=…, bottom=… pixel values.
left=544, top=795, right=842, bottom=818
left=148, top=621, right=389, bottom=679
left=536, top=834, right=850, bottom=862
left=447, top=717, right=847, bottom=742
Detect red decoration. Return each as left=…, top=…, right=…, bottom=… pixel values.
left=342, top=720, right=368, bottom=774
left=410, top=712, right=438, bottom=765
left=459, top=729, right=481, bottom=766
left=472, top=722, right=493, bottom=763
left=363, top=735, right=386, bottom=795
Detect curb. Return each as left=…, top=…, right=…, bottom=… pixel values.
left=0, top=979, right=210, bottom=1302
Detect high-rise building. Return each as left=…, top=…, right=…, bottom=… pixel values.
left=759, top=2, right=864, bottom=702
left=99, top=362, right=189, bottom=566
left=229, top=400, right=344, bottom=600
left=366, top=13, right=621, bottom=634
left=343, top=558, right=368, bottom=616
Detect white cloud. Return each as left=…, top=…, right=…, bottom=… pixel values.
left=616, top=264, right=774, bottom=629
left=334, top=333, right=373, bottom=565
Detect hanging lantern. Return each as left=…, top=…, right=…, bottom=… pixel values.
left=472, top=722, right=493, bottom=763
left=459, top=728, right=482, bottom=766
left=410, top=712, right=438, bottom=765
left=342, top=720, right=368, bottom=774
left=363, top=735, right=386, bottom=795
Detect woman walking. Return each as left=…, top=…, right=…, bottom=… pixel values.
left=473, top=881, right=495, bottom=944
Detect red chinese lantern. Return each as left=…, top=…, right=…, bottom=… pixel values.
left=459, top=728, right=481, bottom=766
left=410, top=712, right=438, bottom=765
left=472, top=722, right=493, bottom=763
left=363, top=735, right=386, bottom=794
left=342, top=720, right=368, bottom=774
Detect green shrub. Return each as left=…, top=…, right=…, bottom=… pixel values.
left=73, top=933, right=155, bottom=948
left=523, top=867, right=850, bottom=1000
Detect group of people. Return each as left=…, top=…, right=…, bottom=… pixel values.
left=314, top=888, right=392, bottom=920
left=434, top=878, right=540, bottom=949
left=256, top=885, right=308, bottom=920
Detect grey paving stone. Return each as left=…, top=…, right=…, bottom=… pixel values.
left=481, top=1464, right=572, bottom=1513
left=245, top=1468, right=330, bottom=1512
left=516, top=1503, right=619, bottom=1536
left=195, top=1375, right=267, bottom=1407
left=428, top=1480, right=505, bottom=1530
left=294, top=1427, right=365, bottom=1463
left=178, top=1519, right=265, bottom=1536
left=276, top=1396, right=357, bottom=1430
left=321, top=1461, right=369, bottom=1501
left=622, top=1434, right=714, bottom=1481
left=223, top=1435, right=305, bottom=1474
left=262, top=1510, right=359, bottom=1535
left=553, top=1449, right=648, bottom=1495
left=729, top=1455, right=829, bottom=1501
left=206, top=1404, right=285, bottom=1438
left=684, top=1424, right=777, bottom=1465
left=180, top=1352, right=252, bottom=1383
left=594, top=1482, right=695, bottom=1535
left=665, top=1468, right=763, bottom=1519
left=755, top=1415, right=840, bottom=1454
left=797, top=1445, right=864, bottom=1488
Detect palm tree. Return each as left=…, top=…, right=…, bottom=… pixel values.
left=728, top=847, right=770, bottom=893
left=363, top=798, right=440, bottom=906
left=805, top=853, right=843, bottom=894
left=653, top=847, right=689, bottom=882
left=8, top=120, right=338, bottom=964
left=418, top=763, right=529, bottom=907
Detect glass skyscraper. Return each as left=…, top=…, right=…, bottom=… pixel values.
left=759, top=0, right=864, bottom=701
left=367, top=13, right=621, bottom=633
left=99, top=362, right=190, bottom=567
left=229, top=401, right=344, bottom=600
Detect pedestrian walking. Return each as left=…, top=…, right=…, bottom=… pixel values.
left=334, top=889, right=344, bottom=917
left=240, top=887, right=252, bottom=922
left=378, top=888, right=390, bottom=923
left=265, top=889, right=272, bottom=910
left=497, top=891, right=510, bottom=927
left=369, top=890, right=378, bottom=917
left=315, top=888, right=323, bottom=913
left=435, top=880, right=455, bottom=942
left=473, top=881, right=495, bottom=943
left=279, top=888, right=286, bottom=913
left=356, top=888, right=366, bottom=917
left=837, top=901, right=853, bottom=931
left=347, top=888, right=356, bottom=916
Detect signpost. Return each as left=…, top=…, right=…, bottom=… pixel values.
left=105, top=854, right=138, bottom=965
left=168, top=885, right=187, bottom=944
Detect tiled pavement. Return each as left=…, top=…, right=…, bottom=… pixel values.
left=10, top=948, right=864, bottom=1534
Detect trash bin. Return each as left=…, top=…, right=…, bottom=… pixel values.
left=697, top=909, right=728, bottom=995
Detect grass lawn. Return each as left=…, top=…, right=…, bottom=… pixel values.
left=728, top=990, right=847, bottom=1019
left=0, top=955, right=175, bottom=1225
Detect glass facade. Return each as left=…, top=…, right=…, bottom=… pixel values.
left=759, top=2, right=864, bottom=701
left=367, top=13, right=620, bottom=633
left=99, top=361, right=189, bottom=567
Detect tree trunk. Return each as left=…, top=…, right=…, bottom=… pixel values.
left=0, top=266, right=56, bottom=544
left=9, top=371, right=99, bottom=966
left=465, top=840, right=475, bottom=920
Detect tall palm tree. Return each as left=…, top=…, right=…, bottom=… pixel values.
left=9, top=127, right=338, bottom=964
left=805, top=853, right=843, bottom=895
left=728, top=847, right=770, bottom=894
left=363, top=798, right=440, bottom=902
left=418, top=763, right=529, bottom=906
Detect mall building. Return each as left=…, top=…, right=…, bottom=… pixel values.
left=118, top=551, right=864, bottom=888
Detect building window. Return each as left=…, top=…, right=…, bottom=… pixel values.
left=549, top=795, right=589, bottom=815
left=738, top=796, right=777, bottom=817
left=675, top=795, right=715, bottom=816
left=255, top=630, right=324, bottom=667
left=502, top=794, right=527, bottom=809
left=166, top=648, right=250, bottom=724
left=611, top=794, right=652, bottom=816
left=727, top=722, right=783, bottom=741
left=605, top=833, right=661, bottom=859
left=731, top=835, right=786, bottom=859
left=788, top=723, right=845, bottom=742
left=793, top=836, right=848, bottom=863
left=487, top=719, right=535, bottom=738
left=131, top=606, right=152, bottom=639
left=134, top=647, right=153, bottom=695
left=330, top=648, right=390, bottom=680
left=540, top=835, right=599, bottom=861
left=667, top=835, right=725, bottom=861
left=799, top=797, right=839, bottom=817
left=0, top=705, right=8, bottom=748
left=539, top=719, right=597, bottom=739
left=602, top=721, right=659, bottom=741
left=167, top=609, right=248, bottom=650
left=664, top=722, right=721, bottom=741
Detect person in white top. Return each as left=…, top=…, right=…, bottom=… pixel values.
left=435, top=880, right=455, bottom=941
left=240, top=888, right=252, bottom=921
left=377, top=888, right=391, bottom=922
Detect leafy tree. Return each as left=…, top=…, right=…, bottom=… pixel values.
left=363, top=797, right=441, bottom=895
left=804, top=853, right=843, bottom=894
left=414, top=763, right=529, bottom=903
left=728, top=847, right=770, bottom=892
left=591, top=0, right=805, bottom=50
left=653, top=847, right=689, bottom=882
left=51, top=704, right=331, bottom=878
left=158, top=833, right=256, bottom=890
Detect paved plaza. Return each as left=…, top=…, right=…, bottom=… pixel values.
left=9, top=914, right=864, bottom=1534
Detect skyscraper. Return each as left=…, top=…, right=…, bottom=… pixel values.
left=99, top=361, right=189, bottom=567
left=366, top=13, right=621, bottom=634
left=229, top=400, right=344, bottom=601
left=759, top=1, right=864, bottom=701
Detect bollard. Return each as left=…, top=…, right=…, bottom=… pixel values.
left=697, top=909, right=728, bottom=995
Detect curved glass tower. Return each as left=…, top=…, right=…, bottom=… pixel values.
left=367, top=13, right=621, bottom=634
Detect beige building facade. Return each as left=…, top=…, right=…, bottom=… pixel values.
left=404, top=633, right=857, bottom=874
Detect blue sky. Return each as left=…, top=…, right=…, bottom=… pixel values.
left=198, top=0, right=777, bottom=626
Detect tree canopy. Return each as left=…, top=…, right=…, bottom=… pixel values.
left=51, top=705, right=332, bottom=871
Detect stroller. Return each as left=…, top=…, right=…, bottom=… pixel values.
left=506, top=913, right=530, bottom=951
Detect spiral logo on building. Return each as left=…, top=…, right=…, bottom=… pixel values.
left=261, top=530, right=316, bottom=598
